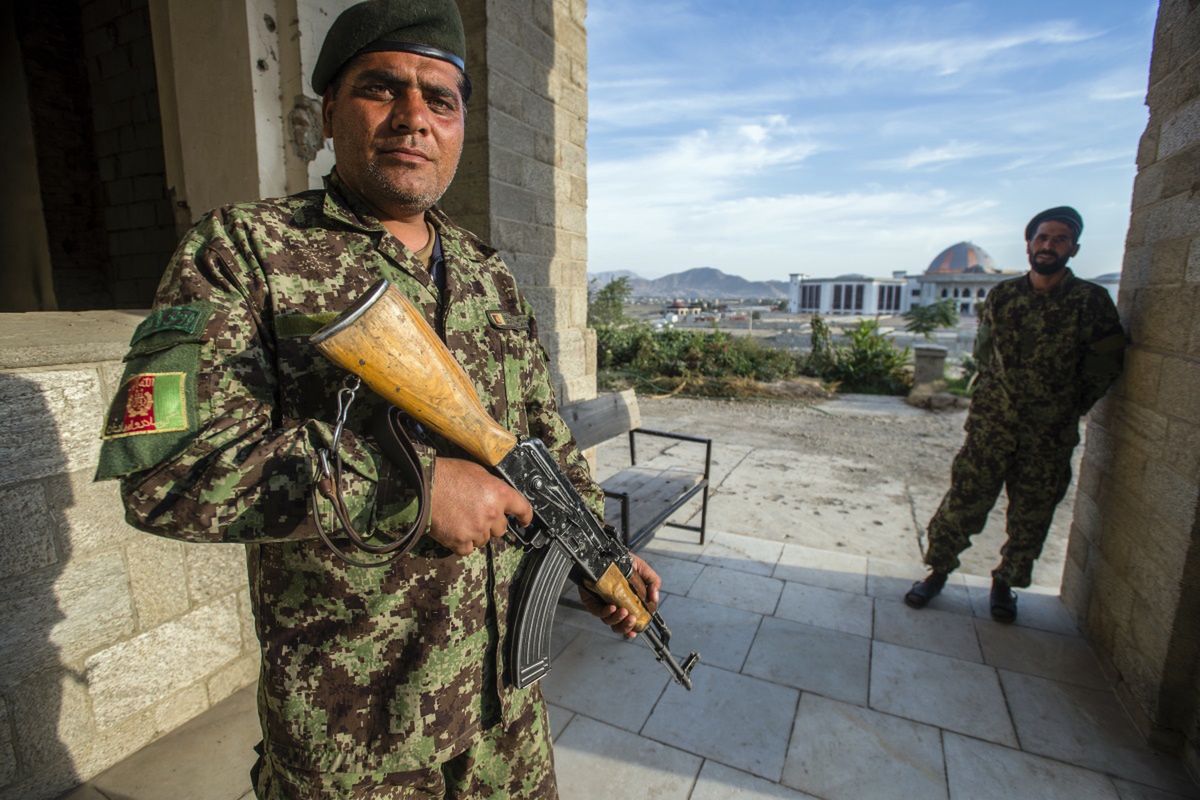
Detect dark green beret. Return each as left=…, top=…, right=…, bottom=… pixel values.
left=311, top=0, right=466, bottom=95
left=1025, top=206, right=1083, bottom=242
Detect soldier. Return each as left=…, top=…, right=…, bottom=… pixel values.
left=94, top=1, right=661, bottom=797
left=904, top=206, right=1124, bottom=622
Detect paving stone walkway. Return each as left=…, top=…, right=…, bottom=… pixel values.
left=61, top=397, right=1200, bottom=800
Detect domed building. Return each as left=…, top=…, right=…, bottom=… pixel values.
left=910, top=241, right=1019, bottom=316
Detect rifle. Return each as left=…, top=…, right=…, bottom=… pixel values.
left=311, top=279, right=699, bottom=690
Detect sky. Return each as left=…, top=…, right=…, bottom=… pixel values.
left=585, top=1, right=1159, bottom=282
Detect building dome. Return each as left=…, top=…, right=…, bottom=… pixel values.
left=925, top=242, right=998, bottom=274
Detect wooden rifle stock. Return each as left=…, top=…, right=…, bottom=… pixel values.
left=310, top=280, right=517, bottom=467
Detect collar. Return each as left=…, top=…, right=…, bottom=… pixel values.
left=319, top=170, right=496, bottom=264
left=1021, top=267, right=1075, bottom=295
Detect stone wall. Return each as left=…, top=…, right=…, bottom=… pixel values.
left=0, top=315, right=258, bottom=800
left=1062, top=0, right=1200, bottom=780
left=444, top=0, right=595, bottom=404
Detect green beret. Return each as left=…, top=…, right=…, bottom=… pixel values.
left=1025, top=206, right=1083, bottom=242
left=312, top=0, right=467, bottom=95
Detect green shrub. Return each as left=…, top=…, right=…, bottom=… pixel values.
left=595, top=324, right=802, bottom=395
left=801, top=315, right=911, bottom=395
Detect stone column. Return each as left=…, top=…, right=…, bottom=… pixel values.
left=1061, top=0, right=1200, bottom=778
left=443, top=0, right=595, bottom=404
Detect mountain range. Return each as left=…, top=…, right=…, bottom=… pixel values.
left=588, top=267, right=789, bottom=300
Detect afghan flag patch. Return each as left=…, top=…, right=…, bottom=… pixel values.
left=103, top=372, right=189, bottom=439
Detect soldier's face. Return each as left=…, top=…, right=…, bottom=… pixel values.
left=322, top=51, right=466, bottom=218
left=1026, top=221, right=1079, bottom=276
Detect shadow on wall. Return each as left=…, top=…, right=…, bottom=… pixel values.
left=0, top=373, right=78, bottom=798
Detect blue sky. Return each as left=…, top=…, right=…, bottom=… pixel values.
left=585, top=1, right=1158, bottom=281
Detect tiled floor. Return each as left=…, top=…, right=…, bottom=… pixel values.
left=60, top=392, right=1200, bottom=800
left=63, top=530, right=1200, bottom=800
left=544, top=530, right=1200, bottom=799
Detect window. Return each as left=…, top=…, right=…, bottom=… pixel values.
left=854, top=285, right=864, bottom=311
left=833, top=285, right=843, bottom=310
left=799, top=284, right=821, bottom=310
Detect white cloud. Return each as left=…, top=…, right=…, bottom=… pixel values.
left=590, top=116, right=820, bottom=208
left=824, top=21, right=1098, bottom=77
left=869, top=140, right=992, bottom=171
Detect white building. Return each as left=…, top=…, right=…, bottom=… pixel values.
left=789, top=241, right=1121, bottom=317
left=787, top=273, right=908, bottom=315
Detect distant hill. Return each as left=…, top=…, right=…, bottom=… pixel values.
left=588, top=267, right=789, bottom=300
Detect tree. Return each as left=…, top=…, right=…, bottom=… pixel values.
left=903, top=298, right=959, bottom=339
left=588, top=276, right=633, bottom=327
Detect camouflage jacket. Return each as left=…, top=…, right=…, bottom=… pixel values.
left=96, top=172, right=602, bottom=773
left=970, top=269, right=1125, bottom=436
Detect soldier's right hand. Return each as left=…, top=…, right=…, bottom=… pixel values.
left=428, top=457, right=533, bottom=556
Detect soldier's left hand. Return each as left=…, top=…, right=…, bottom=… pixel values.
left=579, top=554, right=661, bottom=639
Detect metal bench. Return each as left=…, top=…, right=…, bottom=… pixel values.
left=560, top=389, right=712, bottom=550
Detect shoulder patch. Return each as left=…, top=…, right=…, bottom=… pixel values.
left=131, top=303, right=213, bottom=345
left=102, top=372, right=189, bottom=439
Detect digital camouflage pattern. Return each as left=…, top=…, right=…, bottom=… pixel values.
left=96, top=171, right=602, bottom=782
left=924, top=269, right=1124, bottom=587
left=253, top=695, right=556, bottom=799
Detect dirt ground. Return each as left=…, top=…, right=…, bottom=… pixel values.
left=595, top=394, right=1080, bottom=589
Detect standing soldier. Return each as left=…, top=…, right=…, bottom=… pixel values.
left=904, top=206, right=1125, bottom=622
left=94, top=1, right=661, bottom=796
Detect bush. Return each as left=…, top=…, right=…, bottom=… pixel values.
left=595, top=324, right=803, bottom=395
left=801, top=315, right=911, bottom=395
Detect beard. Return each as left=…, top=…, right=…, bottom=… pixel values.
left=1028, top=250, right=1070, bottom=275
left=364, top=158, right=457, bottom=213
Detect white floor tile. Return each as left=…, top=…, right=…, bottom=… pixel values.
left=774, top=581, right=873, bottom=639
left=692, top=761, right=820, bottom=799
left=643, top=552, right=706, bottom=596
left=873, top=597, right=983, bottom=662
left=554, top=716, right=700, bottom=800
left=944, top=731, right=1121, bottom=800
left=540, top=630, right=670, bottom=732
left=687, top=564, right=783, bottom=615
left=1001, top=670, right=1197, bottom=794
left=651, top=594, right=762, bottom=673
left=743, top=616, right=871, bottom=705
left=642, top=666, right=798, bottom=781
left=869, top=640, right=1016, bottom=746
left=975, top=617, right=1107, bottom=689
left=774, top=543, right=868, bottom=595
left=783, top=693, right=947, bottom=800
left=699, top=531, right=784, bottom=577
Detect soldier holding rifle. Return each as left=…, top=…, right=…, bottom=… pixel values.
left=95, top=1, right=663, bottom=796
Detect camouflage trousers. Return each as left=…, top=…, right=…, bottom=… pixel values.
left=924, top=417, right=1077, bottom=588
left=252, top=692, right=558, bottom=800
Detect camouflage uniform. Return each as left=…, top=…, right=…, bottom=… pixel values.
left=924, top=269, right=1124, bottom=587
left=96, top=172, right=600, bottom=796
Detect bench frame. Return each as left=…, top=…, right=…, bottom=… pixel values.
left=560, top=390, right=712, bottom=551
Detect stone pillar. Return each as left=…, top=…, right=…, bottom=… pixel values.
left=1061, top=0, right=1200, bottom=779
left=443, top=0, right=595, bottom=404
left=912, top=344, right=948, bottom=387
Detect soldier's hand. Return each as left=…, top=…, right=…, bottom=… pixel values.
left=429, top=457, right=533, bottom=556
left=580, top=554, right=662, bottom=639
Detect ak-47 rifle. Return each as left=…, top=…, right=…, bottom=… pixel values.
left=310, top=279, right=699, bottom=690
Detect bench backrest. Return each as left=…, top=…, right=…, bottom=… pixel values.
left=560, top=389, right=641, bottom=450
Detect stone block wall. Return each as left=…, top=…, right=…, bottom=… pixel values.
left=0, top=316, right=258, bottom=800
left=444, top=0, right=596, bottom=404
left=1062, top=0, right=1200, bottom=779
